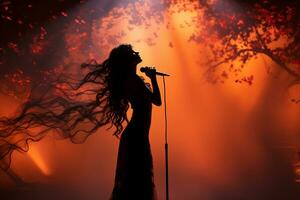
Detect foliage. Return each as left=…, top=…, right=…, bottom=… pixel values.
left=193, top=0, right=300, bottom=82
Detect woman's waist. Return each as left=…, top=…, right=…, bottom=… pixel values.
left=131, top=112, right=151, bottom=124
left=127, top=115, right=151, bottom=130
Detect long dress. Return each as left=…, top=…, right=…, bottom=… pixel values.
left=111, top=75, right=156, bottom=200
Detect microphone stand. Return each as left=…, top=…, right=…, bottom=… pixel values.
left=162, top=75, right=169, bottom=200
left=143, top=67, right=170, bottom=199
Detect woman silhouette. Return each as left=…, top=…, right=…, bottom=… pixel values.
left=109, top=45, right=161, bottom=200
left=0, top=44, right=161, bottom=199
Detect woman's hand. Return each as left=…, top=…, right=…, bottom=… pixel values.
left=144, top=67, right=157, bottom=79
left=144, top=67, right=161, bottom=106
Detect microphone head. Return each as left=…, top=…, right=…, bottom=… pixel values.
left=140, top=67, right=147, bottom=73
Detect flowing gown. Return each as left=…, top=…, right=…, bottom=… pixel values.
left=111, top=75, right=156, bottom=200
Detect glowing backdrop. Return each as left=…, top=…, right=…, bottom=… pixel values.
left=1, top=0, right=300, bottom=199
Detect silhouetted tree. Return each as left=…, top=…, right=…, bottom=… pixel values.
left=192, top=0, right=300, bottom=83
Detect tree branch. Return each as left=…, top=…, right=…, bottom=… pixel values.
left=209, top=48, right=258, bottom=68
left=262, top=50, right=300, bottom=79
left=209, top=48, right=300, bottom=79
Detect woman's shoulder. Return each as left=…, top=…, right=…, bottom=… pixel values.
left=123, top=74, right=139, bottom=85
left=124, top=74, right=144, bottom=85
left=123, top=74, right=151, bottom=96
left=123, top=74, right=140, bottom=92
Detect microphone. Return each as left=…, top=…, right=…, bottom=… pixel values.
left=140, top=67, right=170, bottom=76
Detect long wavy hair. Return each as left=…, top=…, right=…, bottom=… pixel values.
left=0, top=44, right=137, bottom=170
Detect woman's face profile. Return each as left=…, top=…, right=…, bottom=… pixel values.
left=131, top=50, right=142, bottom=65
left=109, top=45, right=142, bottom=73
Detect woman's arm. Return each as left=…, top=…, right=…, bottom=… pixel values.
left=145, top=68, right=162, bottom=106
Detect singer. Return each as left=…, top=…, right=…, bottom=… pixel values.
left=110, top=44, right=162, bottom=199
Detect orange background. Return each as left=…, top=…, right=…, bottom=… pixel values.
left=1, top=1, right=300, bottom=199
